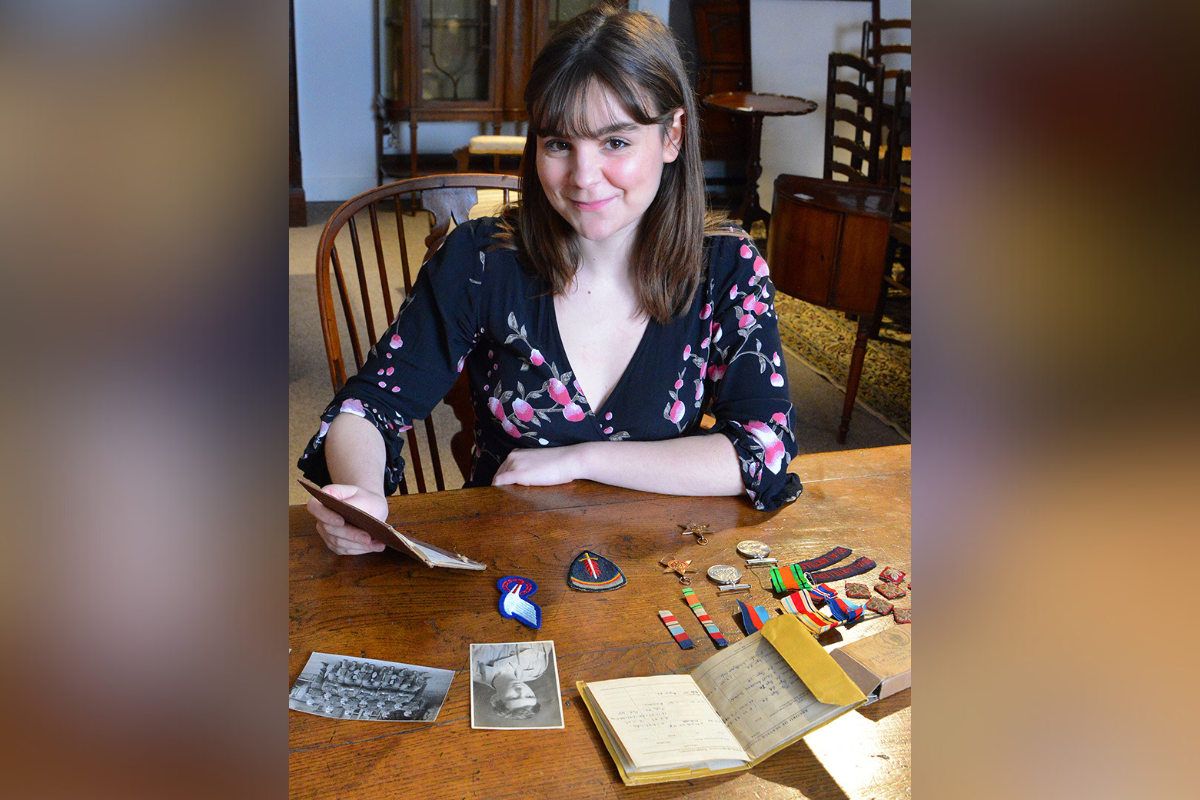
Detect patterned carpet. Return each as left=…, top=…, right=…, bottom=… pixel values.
left=774, top=290, right=911, bottom=438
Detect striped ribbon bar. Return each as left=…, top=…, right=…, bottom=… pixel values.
left=769, top=563, right=815, bottom=594
left=824, top=594, right=865, bottom=624
left=779, top=591, right=838, bottom=635
left=658, top=610, right=694, bottom=649
left=737, top=600, right=773, bottom=633
left=682, top=588, right=728, bottom=648
left=808, top=583, right=838, bottom=605
left=808, top=556, right=877, bottom=583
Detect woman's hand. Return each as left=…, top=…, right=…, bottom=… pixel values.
left=492, top=444, right=588, bottom=487
left=306, top=484, right=390, bottom=555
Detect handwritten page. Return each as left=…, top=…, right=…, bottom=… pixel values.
left=583, top=675, right=749, bottom=771
left=690, top=634, right=845, bottom=762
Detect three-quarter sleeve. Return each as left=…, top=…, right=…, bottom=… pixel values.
left=703, top=235, right=803, bottom=512
left=297, top=219, right=489, bottom=494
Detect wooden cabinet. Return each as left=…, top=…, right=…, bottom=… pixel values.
left=376, top=0, right=619, bottom=182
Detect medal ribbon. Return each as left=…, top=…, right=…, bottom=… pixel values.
left=797, top=546, right=852, bottom=573
left=682, top=588, right=728, bottom=648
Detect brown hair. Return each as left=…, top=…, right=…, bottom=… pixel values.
left=495, top=5, right=723, bottom=323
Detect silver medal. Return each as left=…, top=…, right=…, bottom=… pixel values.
left=707, top=564, right=743, bottom=585
left=736, top=540, right=771, bottom=559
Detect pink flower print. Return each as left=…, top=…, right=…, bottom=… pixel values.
left=456, top=355, right=466, bottom=373
left=739, top=314, right=755, bottom=329
left=605, top=412, right=613, bottom=420
left=740, top=244, right=752, bottom=258
left=501, top=419, right=522, bottom=438
left=574, top=379, right=583, bottom=396
left=512, top=398, right=535, bottom=422
left=548, top=378, right=571, bottom=405
left=770, top=372, right=785, bottom=387
left=745, top=421, right=786, bottom=474
left=701, top=336, right=710, bottom=349
left=386, top=353, right=392, bottom=359
left=700, top=303, right=712, bottom=320
left=340, top=399, right=365, bottom=416
left=530, top=349, right=544, bottom=366
left=488, top=350, right=494, bottom=358
left=772, top=412, right=788, bottom=426
left=488, top=397, right=506, bottom=422
left=742, top=295, right=756, bottom=311
left=709, top=365, right=727, bottom=381
left=389, top=334, right=402, bottom=349
left=378, top=381, right=387, bottom=388
left=682, top=345, right=691, bottom=360
left=386, top=367, right=394, bottom=375
left=772, top=352, right=781, bottom=366
left=695, top=383, right=704, bottom=401
left=377, top=369, right=385, bottom=376
left=674, top=379, right=684, bottom=389
left=754, top=300, right=768, bottom=315
left=317, top=420, right=329, bottom=438
left=749, top=276, right=758, bottom=286
left=699, top=363, right=707, bottom=380
left=603, top=426, right=613, bottom=435
left=563, top=402, right=586, bottom=422
left=398, top=424, right=413, bottom=433
left=729, top=285, right=738, bottom=300
left=713, top=325, right=723, bottom=343
left=391, top=386, right=400, bottom=393
left=669, top=401, right=685, bottom=424
left=753, top=256, right=769, bottom=277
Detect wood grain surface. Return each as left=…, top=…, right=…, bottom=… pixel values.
left=290, top=445, right=911, bottom=799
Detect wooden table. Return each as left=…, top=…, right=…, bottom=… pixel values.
left=700, top=92, right=818, bottom=237
left=290, top=445, right=911, bottom=799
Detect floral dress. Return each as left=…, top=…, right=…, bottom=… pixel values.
left=298, top=217, right=803, bottom=512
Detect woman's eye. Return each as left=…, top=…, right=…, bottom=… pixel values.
left=605, top=138, right=631, bottom=150
left=541, top=139, right=569, bottom=153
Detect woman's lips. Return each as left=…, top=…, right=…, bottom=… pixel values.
left=570, top=196, right=615, bottom=211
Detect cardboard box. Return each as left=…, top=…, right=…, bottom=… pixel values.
left=830, top=626, right=910, bottom=703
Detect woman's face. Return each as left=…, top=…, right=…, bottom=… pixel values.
left=499, top=680, right=538, bottom=711
left=536, top=83, right=683, bottom=249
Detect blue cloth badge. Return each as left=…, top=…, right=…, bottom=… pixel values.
left=496, top=576, right=541, bottom=629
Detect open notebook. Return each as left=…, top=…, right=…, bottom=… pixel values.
left=577, top=613, right=866, bottom=785
left=298, top=478, right=486, bottom=570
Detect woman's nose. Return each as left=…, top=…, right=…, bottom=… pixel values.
left=569, top=146, right=601, bottom=188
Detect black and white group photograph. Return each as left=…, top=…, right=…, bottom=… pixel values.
left=289, top=652, right=454, bottom=722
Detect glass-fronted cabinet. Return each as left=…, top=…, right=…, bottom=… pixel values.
left=376, top=0, right=623, bottom=181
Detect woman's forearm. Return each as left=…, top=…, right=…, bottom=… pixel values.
left=577, top=434, right=743, bottom=497
left=323, top=413, right=388, bottom=496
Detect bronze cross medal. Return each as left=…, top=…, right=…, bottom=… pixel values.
left=660, top=556, right=698, bottom=585
left=679, top=523, right=711, bottom=545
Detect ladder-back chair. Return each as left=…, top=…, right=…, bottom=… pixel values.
left=314, top=173, right=522, bottom=493
left=823, top=52, right=887, bottom=185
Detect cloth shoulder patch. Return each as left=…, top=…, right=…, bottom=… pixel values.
left=569, top=550, right=626, bottom=592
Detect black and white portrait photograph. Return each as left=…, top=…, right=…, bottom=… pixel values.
left=470, top=641, right=564, bottom=730
left=289, top=652, right=454, bottom=722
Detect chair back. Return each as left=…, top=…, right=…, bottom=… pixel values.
left=314, top=173, right=521, bottom=493
left=861, top=17, right=911, bottom=85
left=823, top=52, right=887, bottom=185
left=885, top=70, right=911, bottom=245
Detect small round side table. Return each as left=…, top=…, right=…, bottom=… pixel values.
left=701, top=91, right=818, bottom=236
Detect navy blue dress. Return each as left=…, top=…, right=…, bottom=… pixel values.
left=299, top=218, right=802, bottom=511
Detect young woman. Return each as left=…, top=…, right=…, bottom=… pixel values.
left=301, top=7, right=802, bottom=555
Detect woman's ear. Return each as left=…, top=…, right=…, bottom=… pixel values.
left=662, top=107, right=685, bottom=163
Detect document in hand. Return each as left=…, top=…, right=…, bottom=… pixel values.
left=576, top=613, right=867, bottom=785
left=298, top=478, right=486, bottom=570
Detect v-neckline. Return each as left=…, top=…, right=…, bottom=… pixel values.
left=546, top=292, right=654, bottom=420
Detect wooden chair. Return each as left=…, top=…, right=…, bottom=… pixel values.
left=861, top=17, right=911, bottom=88
left=823, top=52, right=886, bottom=185
left=314, top=173, right=521, bottom=493
left=884, top=70, right=911, bottom=270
